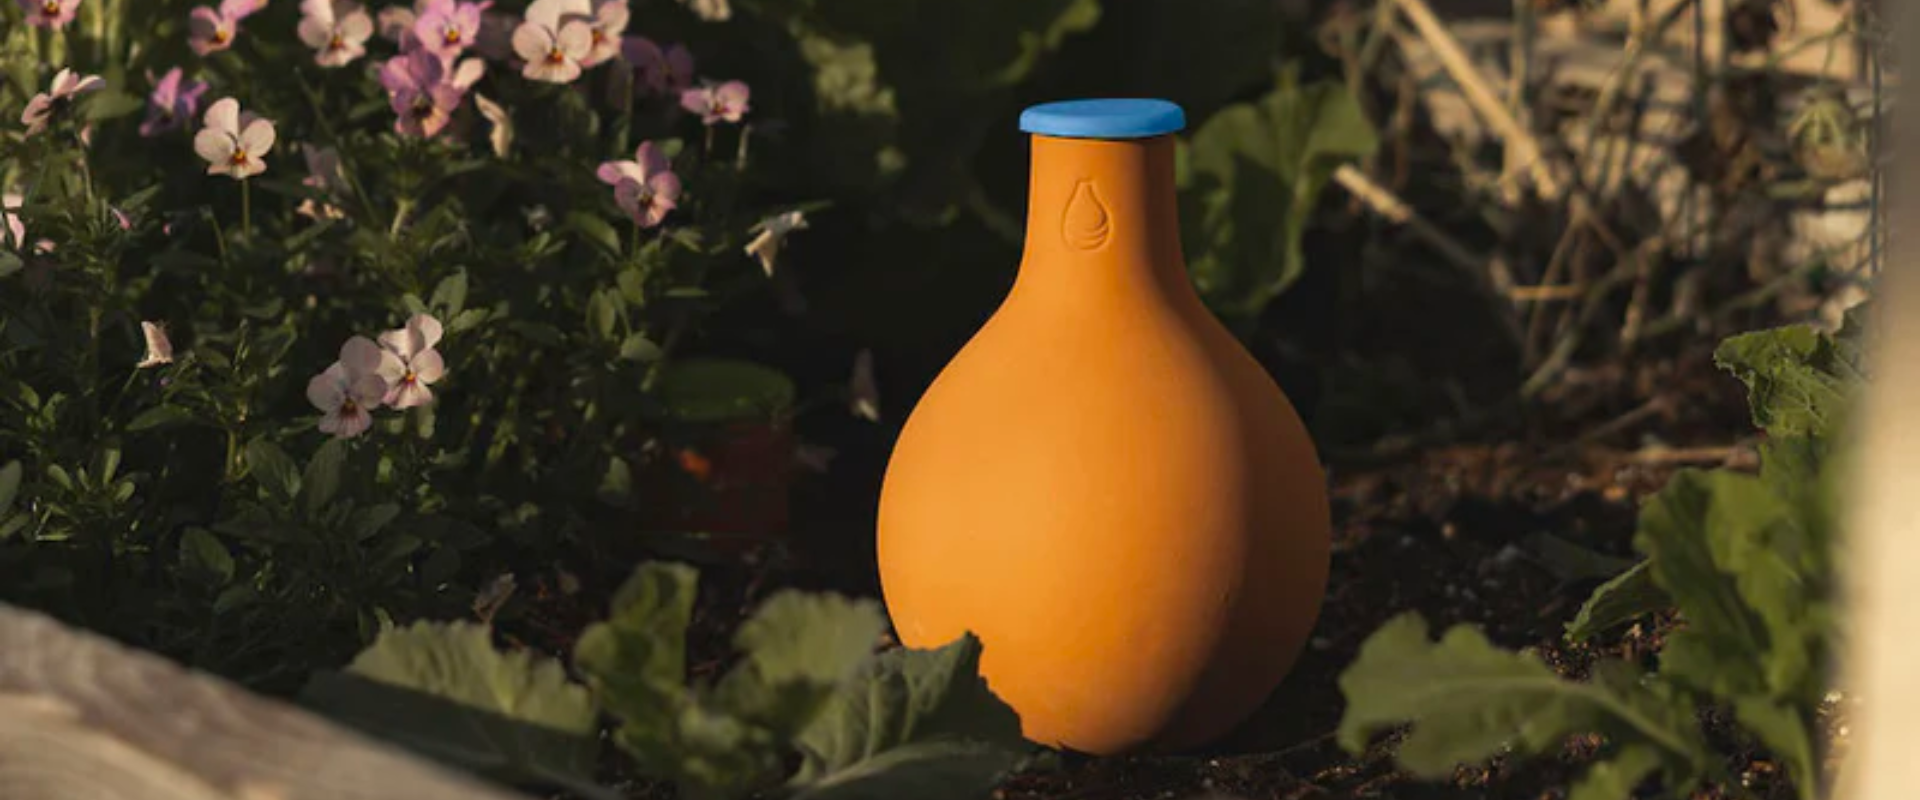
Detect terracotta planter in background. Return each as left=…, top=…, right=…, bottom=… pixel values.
left=633, top=358, right=797, bottom=559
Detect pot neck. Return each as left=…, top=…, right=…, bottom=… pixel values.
left=1016, top=134, right=1190, bottom=296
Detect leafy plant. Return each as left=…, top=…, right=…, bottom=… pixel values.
left=1177, top=63, right=1378, bottom=334
left=1336, top=311, right=1864, bottom=800
left=302, top=561, right=1031, bottom=800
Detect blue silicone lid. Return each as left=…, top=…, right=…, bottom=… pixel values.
left=1018, top=99, right=1186, bottom=140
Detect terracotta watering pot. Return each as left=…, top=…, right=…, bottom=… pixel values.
left=875, top=99, right=1333, bottom=755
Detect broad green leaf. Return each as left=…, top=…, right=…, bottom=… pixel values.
left=574, top=563, right=794, bottom=798
left=1336, top=614, right=1705, bottom=781
left=300, top=621, right=605, bottom=796
left=1565, top=559, right=1671, bottom=643
left=792, top=740, right=1023, bottom=800
left=1733, top=697, right=1818, bottom=800
left=792, top=633, right=1025, bottom=786
left=349, top=503, right=402, bottom=542
left=302, top=438, right=348, bottom=516
left=126, top=404, right=196, bottom=432
left=1567, top=744, right=1663, bottom=800
left=714, top=591, right=887, bottom=739
left=0, top=460, right=21, bottom=516
left=82, top=89, right=145, bottom=121
left=646, top=358, right=797, bottom=423
left=587, top=289, right=620, bottom=343
left=1179, top=63, right=1377, bottom=332
left=1633, top=470, right=1774, bottom=689
left=178, top=528, right=235, bottom=584
left=619, top=333, right=664, bottom=362
left=430, top=270, right=470, bottom=317
left=1713, top=324, right=1862, bottom=439
left=566, top=212, right=623, bottom=258
left=573, top=562, right=700, bottom=736
left=244, top=437, right=301, bottom=500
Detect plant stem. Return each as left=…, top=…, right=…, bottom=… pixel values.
left=734, top=124, right=752, bottom=172
left=240, top=179, right=253, bottom=240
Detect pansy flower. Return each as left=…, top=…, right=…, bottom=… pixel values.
left=297, top=0, right=375, bottom=67
left=193, top=97, right=276, bottom=179
left=595, top=140, right=680, bottom=228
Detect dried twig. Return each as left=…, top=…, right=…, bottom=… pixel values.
left=1391, top=0, right=1566, bottom=199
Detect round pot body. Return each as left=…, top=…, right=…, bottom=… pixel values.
left=875, top=100, right=1333, bottom=756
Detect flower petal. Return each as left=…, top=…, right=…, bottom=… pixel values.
left=510, top=21, right=552, bottom=64
left=193, top=127, right=235, bottom=165
left=238, top=118, right=276, bottom=157
left=203, top=96, right=239, bottom=134
left=340, top=334, right=387, bottom=374
left=408, top=313, right=445, bottom=350
left=555, top=20, right=592, bottom=58
left=410, top=347, right=446, bottom=383
left=307, top=364, right=347, bottom=411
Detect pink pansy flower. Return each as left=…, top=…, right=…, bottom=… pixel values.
left=414, top=0, right=491, bottom=57
left=297, top=0, right=375, bottom=67
left=512, top=0, right=593, bottom=84
left=620, top=37, right=693, bottom=96
left=680, top=80, right=749, bottom=125
left=307, top=336, right=389, bottom=438
left=139, top=68, right=210, bottom=138
left=189, top=0, right=264, bottom=56
left=578, top=0, right=628, bottom=68
left=378, top=48, right=465, bottom=138
left=298, top=144, right=349, bottom=220
left=20, top=0, right=81, bottom=28
left=21, top=68, right=104, bottom=138
left=595, top=140, right=680, bottom=228
left=375, top=314, right=446, bottom=409
left=194, top=98, right=276, bottom=179
left=137, top=322, right=175, bottom=369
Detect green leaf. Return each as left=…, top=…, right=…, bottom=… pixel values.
left=619, top=333, right=664, bottom=362
left=349, top=503, right=402, bottom=542
left=300, top=621, right=606, bottom=796
left=0, top=250, right=20, bottom=278
left=1179, top=63, right=1377, bottom=331
left=792, top=740, right=1023, bottom=800
left=0, top=460, right=21, bottom=517
left=1565, top=559, right=1671, bottom=643
left=714, top=591, right=887, bottom=739
left=1566, top=744, right=1663, bottom=800
left=126, top=404, right=196, bottom=432
left=573, top=562, right=701, bottom=735
left=429, top=270, right=470, bottom=317
left=566, top=212, right=623, bottom=258
left=792, top=633, right=1025, bottom=787
left=1713, top=324, right=1862, bottom=439
left=587, top=289, right=620, bottom=343
left=303, top=438, right=349, bottom=516
left=646, top=357, right=797, bottom=423
left=1732, top=697, right=1818, bottom=800
left=1634, top=469, right=1803, bottom=698
left=574, top=562, right=789, bottom=797
left=1336, top=614, right=1706, bottom=783
left=447, top=308, right=488, bottom=334
left=82, top=89, right=145, bottom=121
left=178, top=528, right=235, bottom=584
left=244, top=437, right=301, bottom=500
left=597, top=456, right=633, bottom=507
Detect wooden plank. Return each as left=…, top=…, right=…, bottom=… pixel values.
left=0, top=603, right=535, bottom=800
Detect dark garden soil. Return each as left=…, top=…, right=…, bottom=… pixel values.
left=496, top=329, right=1840, bottom=800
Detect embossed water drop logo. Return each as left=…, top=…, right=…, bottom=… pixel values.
left=1062, top=180, right=1111, bottom=251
